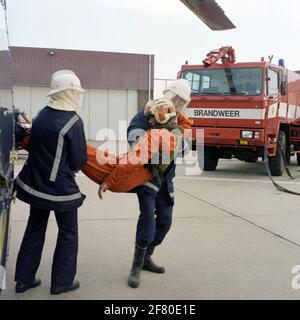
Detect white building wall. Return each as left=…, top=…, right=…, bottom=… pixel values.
left=0, top=88, right=13, bottom=107
left=13, top=86, right=31, bottom=116
left=127, top=90, right=138, bottom=125
left=108, top=90, right=128, bottom=141
left=79, top=89, right=90, bottom=138
left=89, top=89, right=109, bottom=140
left=30, top=87, right=49, bottom=119
left=9, top=86, right=138, bottom=140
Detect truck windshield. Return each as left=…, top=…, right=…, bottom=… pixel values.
left=183, top=68, right=263, bottom=96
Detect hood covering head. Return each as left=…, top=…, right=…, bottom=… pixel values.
left=48, top=89, right=81, bottom=112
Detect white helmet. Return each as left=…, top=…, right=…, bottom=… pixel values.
left=47, top=70, right=85, bottom=96
left=163, top=79, right=191, bottom=103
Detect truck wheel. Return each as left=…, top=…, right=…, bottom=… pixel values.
left=268, top=131, right=286, bottom=176
left=203, top=147, right=219, bottom=171
left=297, top=153, right=300, bottom=165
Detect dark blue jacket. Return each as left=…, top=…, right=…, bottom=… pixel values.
left=15, top=106, right=87, bottom=212
left=127, top=111, right=175, bottom=203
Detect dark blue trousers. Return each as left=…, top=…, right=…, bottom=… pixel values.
left=136, top=184, right=173, bottom=248
left=15, top=206, right=78, bottom=287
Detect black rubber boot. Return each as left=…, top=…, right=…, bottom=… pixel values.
left=127, top=244, right=147, bottom=288
left=142, top=245, right=165, bottom=273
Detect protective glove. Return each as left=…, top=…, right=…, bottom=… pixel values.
left=98, top=183, right=109, bottom=200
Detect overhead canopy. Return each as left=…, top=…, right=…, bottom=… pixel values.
left=180, top=0, right=236, bottom=30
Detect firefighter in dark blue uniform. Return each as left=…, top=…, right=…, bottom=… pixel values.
left=14, top=70, right=87, bottom=295
left=126, top=79, right=192, bottom=288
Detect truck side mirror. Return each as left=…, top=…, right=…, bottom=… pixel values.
left=177, top=71, right=183, bottom=79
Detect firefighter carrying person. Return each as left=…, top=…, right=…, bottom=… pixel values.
left=83, top=80, right=192, bottom=289
left=124, top=79, right=192, bottom=288
left=81, top=91, right=190, bottom=288
left=14, top=70, right=87, bottom=295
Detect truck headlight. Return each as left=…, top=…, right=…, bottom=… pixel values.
left=241, top=131, right=254, bottom=139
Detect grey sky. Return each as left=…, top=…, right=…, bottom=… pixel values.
left=2, top=0, right=300, bottom=82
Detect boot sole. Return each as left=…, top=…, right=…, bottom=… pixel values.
left=128, top=281, right=139, bottom=288
left=50, top=283, right=80, bottom=295
left=15, top=280, right=41, bottom=293
left=127, top=277, right=140, bottom=288
left=142, top=266, right=165, bottom=273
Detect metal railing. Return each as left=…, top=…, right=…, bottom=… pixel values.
left=154, top=78, right=176, bottom=97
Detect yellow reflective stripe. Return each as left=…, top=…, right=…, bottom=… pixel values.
left=0, top=210, right=8, bottom=264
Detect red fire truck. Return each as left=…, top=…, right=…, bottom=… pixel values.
left=179, top=47, right=300, bottom=176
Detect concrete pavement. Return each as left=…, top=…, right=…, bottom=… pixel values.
left=2, top=153, right=300, bottom=299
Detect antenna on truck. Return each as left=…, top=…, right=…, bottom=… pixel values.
left=268, top=55, right=274, bottom=63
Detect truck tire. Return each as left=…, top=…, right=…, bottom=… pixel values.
left=297, top=153, right=300, bottom=165
left=268, top=131, right=286, bottom=176
left=203, top=147, right=219, bottom=171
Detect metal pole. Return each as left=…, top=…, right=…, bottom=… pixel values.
left=148, top=55, right=152, bottom=101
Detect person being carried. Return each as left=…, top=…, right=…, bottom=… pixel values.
left=81, top=97, right=190, bottom=196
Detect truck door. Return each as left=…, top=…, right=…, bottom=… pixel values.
left=266, top=68, right=280, bottom=122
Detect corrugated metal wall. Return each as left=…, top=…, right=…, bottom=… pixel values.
left=5, top=47, right=154, bottom=92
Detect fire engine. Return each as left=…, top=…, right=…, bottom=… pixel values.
left=179, top=47, right=300, bottom=176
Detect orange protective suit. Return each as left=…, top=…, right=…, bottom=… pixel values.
left=81, top=128, right=176, bottom=192
left=81, top=113, right=192, bottom=192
